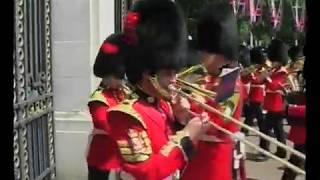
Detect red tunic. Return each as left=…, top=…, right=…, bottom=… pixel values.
left=182, top=76, right=244, bottom=180
left=288, top=104, right=306, bottom=145
left=264, top=67, right=288, bottom=113
left=248, top=69, right=266, bottom=104
left=240, top=73, right=252, bottom=102
left=107, top=99, right=187, bottom=180
left=86, top=88, right=125, bottom=171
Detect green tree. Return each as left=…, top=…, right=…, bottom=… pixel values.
left=276, top=0, right=296, bottom=45
left=176, top=0, right=305, bottom=47
left=238, top=18, right=251, bottom=44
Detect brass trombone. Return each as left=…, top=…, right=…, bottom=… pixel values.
left=169, top=85, right=305, bottom=175
left=177, top=78, right=216, bottom=99
left=171, top=64, right=306, bottom=175
left=177, top=64, right=207, bottom=78
left=171, top=80, right=306, bottom=161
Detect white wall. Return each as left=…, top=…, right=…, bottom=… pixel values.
left=51, top=0, right=91, bottom=112
left=90, top=0, right=115, bottom=93
left=51, top=0, right=115, bottom=179
left=54, top=112, right=92, bottom=180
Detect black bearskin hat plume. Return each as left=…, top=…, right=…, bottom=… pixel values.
left=239, top=45, right=251, bottom=67
left=250, top=47, right=267, bottom=65
left=124, top=0, right=188, bottom=84
left=93, top=33, right=128, bottom=79
left=196, top=2, right=239, bottom=61
left=288, top=45, right=304, bottom=62
left=267, top=39, right=289, bottom=66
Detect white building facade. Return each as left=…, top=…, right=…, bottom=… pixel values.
left=52, top=0, right=132, bottom=179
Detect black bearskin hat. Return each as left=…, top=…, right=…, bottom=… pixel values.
left=239, top=45, right=251, bottom=67
left=250, top=47, right=267, bottom=65
left=196, top=2, right=239, bottom=61
left=267, top=39, right=289, bottom=65
left=183, top=37, right=202, bottom=67
left=93, top=33, right=128, bottom=79
left=260, top=46, right=268, bottom=56
left=288, top=45, right=304, bottom=62
left=124, top=0, right=188, bottom=84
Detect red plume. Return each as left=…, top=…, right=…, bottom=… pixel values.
left=123, top=12, right=140, bottom=45
left=125, top=12, right=140, bottom=30
left=101, top=42, right=119, bottom=55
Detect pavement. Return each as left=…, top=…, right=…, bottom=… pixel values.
left=243, top=123, right=305, bottom=180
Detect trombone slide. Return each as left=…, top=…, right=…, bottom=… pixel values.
left=169, top=86, right=306, bottom=161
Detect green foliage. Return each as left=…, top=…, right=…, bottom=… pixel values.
left=238, top=18, right=251, bottom=43
left=176, top=0, right=305, bottom=46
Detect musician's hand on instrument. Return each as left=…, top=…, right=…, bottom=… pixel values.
left=283, top=83, right=291, bottom=89
left=183, top=112, right=212, bottom=143
left=233, top=131, right=246, bottom=141
left=172, top=95, right=191, bottom=125
left=190, top=93, right=206, bottom=104
left=259, top=70, right=270, bottom=80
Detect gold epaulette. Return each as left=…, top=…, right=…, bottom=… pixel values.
left=109, top=101, right=152, bottom=163
left=88, top=88, right=108, bottom=106
left=108, top=99, right=147, bottom=129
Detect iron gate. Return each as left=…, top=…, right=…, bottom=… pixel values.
left=115, top=0, right=132, bottom=33
left=14, top=0, right=56, bottom=179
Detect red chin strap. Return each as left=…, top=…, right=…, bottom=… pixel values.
left=139, top=75, right=172, bottom=102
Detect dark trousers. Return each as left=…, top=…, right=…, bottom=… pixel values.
left=242, top=103, right=250, bottom=125
left=260, top=112, right=286, bottom=152
left=244, top=102, right=266, bottom=145
left=245, top=102, right=265, bottom=127
left=281, top=144, right=305, bottom=180
left=88, top=166, right=110, bottom=180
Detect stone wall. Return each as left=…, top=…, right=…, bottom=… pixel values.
left=51, top=0, right=115, bottom=179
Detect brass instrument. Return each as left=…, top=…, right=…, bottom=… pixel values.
left=264, top=59, right=272, bottom=69
left=169, top=85, right=305, bottom=175
left=241, top=65, right=257, bottom=75
left=176, top=78, right=216, bottom=99
left=285, top=58, right=305, bottom=93
left=122, top=81, right=136, bottom=98
left=170, top=63, right=306, bottom=175
left=177, top=64, right=207, bottom=79
left=241, top=61, right=273, bottom=76
left=288, top=59, right=304, bottom=74
left=176, top=64, right=216, bottom=99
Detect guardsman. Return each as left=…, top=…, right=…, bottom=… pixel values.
left=244, top=47, right=269, bottom=161
left=281, top=85, right=306, bottom=180
left=106, top=1, right=211, bottom=179
left=180, top=2, right=245, bottom=180
left=86, top=33, right=129, bottom=180
left=287, top=45, right=305, bottom=92
left=261, top=39, right=290, bottom=158
left=238, top=45, right=251, bottom=122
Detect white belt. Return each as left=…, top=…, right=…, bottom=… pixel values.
left=233, top=132, right=246, bottom=169
left=250, top=84, right=265, bottom=88
left=120, top=171, right=178, bottom=180
left=243, top=83, right=250, bottom=94
left=108, top=169, right=121, bottom=180
left=120, top=171, right=135, bottom=180
left=85, top=128, right=108, bottom=158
